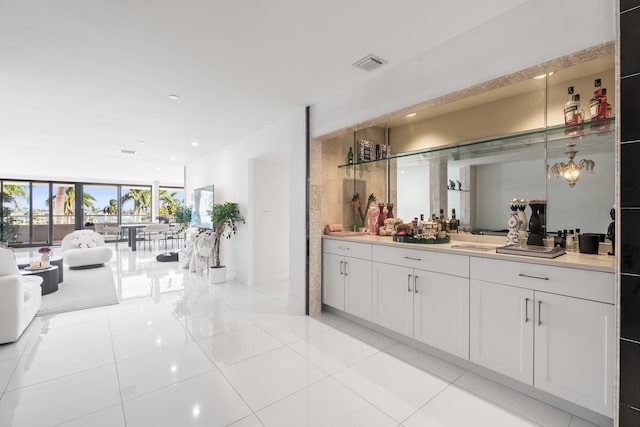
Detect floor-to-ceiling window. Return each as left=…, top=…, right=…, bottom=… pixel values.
left=51, top=182, right=76, bottom=244
left=159, top=186, right=185, bottom=219
left=2, top=181, right=30, bottom=244
left=1, top=179, right=182, bottom=246
left=31, top=182, right=50, bottom=244
left=121, top=185, right=152, bottom=223
left=84, top=184, right=119, bottom=225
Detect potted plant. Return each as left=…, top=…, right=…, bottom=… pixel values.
left=208, top=202, right=245, bottom=284
left=174, top=203, right=193, bottom=232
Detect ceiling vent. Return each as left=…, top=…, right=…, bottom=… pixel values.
left=120, top=149, right=137, bottom=155
left=353, top=54, right=388, bottom=72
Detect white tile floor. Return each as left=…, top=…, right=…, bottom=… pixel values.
left=0, top=245, right=603, bottom=426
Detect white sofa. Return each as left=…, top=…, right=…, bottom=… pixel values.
left=0, top=248, right=42, bottom=344
left=61, top=230, right=113, bottom=269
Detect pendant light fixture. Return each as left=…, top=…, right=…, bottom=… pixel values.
left=551, top=143, right=595, bottom=188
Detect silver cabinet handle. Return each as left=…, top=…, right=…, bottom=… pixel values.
left=404, top=256, right=422, bottom=261
left=339, top=260, right=344, bottom=275
left=538, top=300, right=542, bottom=326
left=518, top=273, right=549, bottom=281
left=338, top=246, right=351, bottom=251
left=524, top=298, right=530, bottom=323
left=407, top=274, right=412, bottom=292
left=344, top=261, right=348, bottom=276
left=414, top=275, right=419, bottom=294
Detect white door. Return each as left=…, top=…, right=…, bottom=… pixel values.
left=414, top=270, right=470, bottom=360
left=372, top=262, right=414, bottom=336
left=322, top=253, right=345, bottom=310
left=344, top=256, right=372, bottom=321
left=534, top=292, right=614, bottom=417
left=470, top=279, right=534, bottom=385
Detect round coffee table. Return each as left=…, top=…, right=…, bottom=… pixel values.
left=20, top=265, right=59, bottom=295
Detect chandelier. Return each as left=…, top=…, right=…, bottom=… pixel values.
left=551, top=144, right=595, bottom=188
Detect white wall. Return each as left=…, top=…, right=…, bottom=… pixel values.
left=186, top=108, right=306, bottom=310
left=249, top=151, right=290, bottom=285
left=311, top=0, right=615, bottom=138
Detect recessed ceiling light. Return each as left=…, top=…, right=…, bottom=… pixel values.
left=191, top=142, right=199, bottom=146
left=155, top=167, right=161, bottom=170
left=120, top=149, right=136, bottom=155
left=168, top=94, right=180, bottom=100
left=138, top=140, right=145, bottom=145
left=170, top=156, right=176, bottom=160
left=405, top=113, right=417, bottom=118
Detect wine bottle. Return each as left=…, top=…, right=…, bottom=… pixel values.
left=449, top=209, right=458, bottom=233
left=437, top=209, right=447, bottom=239
left=347, top=147, right=354, bottom=165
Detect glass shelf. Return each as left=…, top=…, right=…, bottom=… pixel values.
left=337, top=117, right=615, bottom=169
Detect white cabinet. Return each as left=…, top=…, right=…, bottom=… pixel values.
left=534, top=291, right=614, bottom=417
left=344, top=256, right=373, bottom=320
left=322, top=240, right=372, bottom=320
left=372, top=246, right=470, bottom=359
left=469, top=257, right=614, bottom=417
left=372, top=263, right=414, bottom=336
left=322, top=252, right=345, bottom=310
left=414, top=270, right=469, bottom=359
left=470, top=279, right=534, bottom=384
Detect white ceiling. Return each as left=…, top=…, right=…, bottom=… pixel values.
left=0, top=0, right=526, bottom=179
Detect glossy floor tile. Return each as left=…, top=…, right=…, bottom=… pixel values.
left=56, top=404, right=126, bottom=427
left=123, top=371, right=251, bottom=427
left=116, top=342, right=216, bottom=401
left=197, top=324, right=283, bottom=367
left=220, top=346, right=327, bottom=410
left=0, top=246, right=611, bottom=426
left=256, top=377, right=397, bottom=427
left=288, top=328, right=381, bottom=374
left=403, top=384, right=541, bottom=427
left=334, top=351, right=451, bottom=422
left=0, top=364, right=121, bottom=427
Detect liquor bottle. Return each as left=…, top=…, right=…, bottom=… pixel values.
left=449, top=209, right=458, bottom=233
left=590, top=79, right=607, bottom=121
left=347, top=147, right=354, bottom=165
left=437, top=209, right=447, bottom=239
left=564, top=86, right=578, bottom=125
left=602, top=88, right=612, bottom=118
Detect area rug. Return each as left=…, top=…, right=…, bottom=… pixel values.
left=37, top=265, right=119, bottom=316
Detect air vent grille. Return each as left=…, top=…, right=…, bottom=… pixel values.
left=353, top=54, right=388, bottom=72
left=120, top=149, right=137, bottom=155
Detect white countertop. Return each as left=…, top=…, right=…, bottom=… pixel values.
left=322, top=233, right=615, bottom=273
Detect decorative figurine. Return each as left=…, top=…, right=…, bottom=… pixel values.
left=606, top=206, right=615, bottom=256
left=368, top=206, right=379, bottom=235
left=456, top=180, right=462, bottom=191
left=449, top=179, right=456, bottom=190
left=506, top=199, right=521, bottom=247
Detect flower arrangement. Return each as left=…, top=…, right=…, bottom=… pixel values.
left=38, top=247, right=51, bottom=254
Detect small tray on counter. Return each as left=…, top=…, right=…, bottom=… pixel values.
left=393, top=236, right=450, bottom=244
left=496, top=245, right=566, bottom=259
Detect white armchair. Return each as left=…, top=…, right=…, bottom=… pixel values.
left=61, top=230, right=113, bottom=269
left=0, top=248, right=42, bottom=344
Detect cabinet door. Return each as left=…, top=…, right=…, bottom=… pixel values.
left=344, top=256, right=372, bottom=321
left=414, top=270, right=469, bottom=359
left=322, top=253, right=345, bottom=310
left=534, top=292, right=614, bottom=417
left=470, top=280, right=534, bottom=385
left=372, top=263, right=413, bottom=336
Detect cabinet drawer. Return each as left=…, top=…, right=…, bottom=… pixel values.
left=470, top=257, right=614, bottom=304
left=323, top=239, right=371, bottom=260
left=372, top=245, right=469, bottom=277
